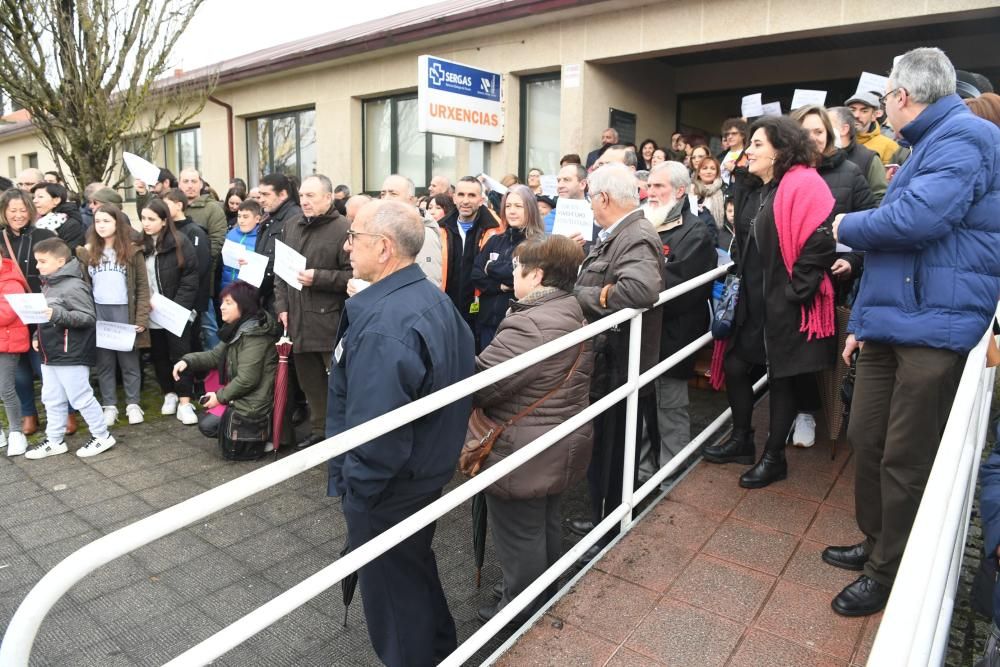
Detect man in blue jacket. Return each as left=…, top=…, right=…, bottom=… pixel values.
left=829, top=47, right=1000, bottom=617
left=327, top=200, right=475, bottom=667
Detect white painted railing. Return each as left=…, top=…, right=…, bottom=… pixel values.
left=868, top=309, right=999, bottom=666
left=1, top=263, right=739, bottom=666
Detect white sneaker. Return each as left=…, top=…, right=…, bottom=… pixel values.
left=102, top=406, right=119, bottom=427
left=176, top=403, right=198, bottom=425
left=126, top=404, right=144, bottom=425
left=24, top=439, right=69, bottom=459
left=7, top=432, right=27, bottom=457
left=791, top=413, right=816, bottom=448
left=76, top=434, right=116, bottom=458
left=161, top=392, right=179, bottom=415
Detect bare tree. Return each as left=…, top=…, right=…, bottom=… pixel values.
left=0, top=0, right=216, bottom=190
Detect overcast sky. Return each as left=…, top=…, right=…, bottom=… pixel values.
left=172, top=0, right=442, bottom=70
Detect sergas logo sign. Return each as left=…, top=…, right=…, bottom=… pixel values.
left=418, top=55, right=504, bottom=142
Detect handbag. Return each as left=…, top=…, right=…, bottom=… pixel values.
left=459, top=343, right=584, bottom=477
left=219, top=407, right=271, bottom=461
left=712, top=226, right=753, bottom=340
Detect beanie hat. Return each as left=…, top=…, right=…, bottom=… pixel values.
left=91, top=187, right=123, bottom=206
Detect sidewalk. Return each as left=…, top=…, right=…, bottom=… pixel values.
left=499, top=433, right=879, bottom=667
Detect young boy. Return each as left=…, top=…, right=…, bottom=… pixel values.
left=25, top=238, right=116, bottom=459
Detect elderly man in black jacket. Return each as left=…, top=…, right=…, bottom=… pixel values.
left=638, top=162, right=717, bottom=479
left=328, top=199, right=474, bottom=667
left=572, top=163, right=664, bottom=554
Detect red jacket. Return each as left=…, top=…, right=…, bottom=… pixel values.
left=0, top=257, right=30, bottom=354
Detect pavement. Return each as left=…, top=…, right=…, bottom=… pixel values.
left=0, top=367, right=735, bottom=666
left=497, top=414, right=879, bottom=667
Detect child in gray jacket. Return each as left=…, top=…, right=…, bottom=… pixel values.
left=24, top=238, right=116, bottom=459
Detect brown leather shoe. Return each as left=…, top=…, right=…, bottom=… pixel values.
left=22, top=415, right=38, bottom=436
left=66, top=413, right=78, bottom=436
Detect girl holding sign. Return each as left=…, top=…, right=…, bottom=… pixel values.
left=77, top=205, right=150, bottom=426
left=141, top=199, right=200, bottom=425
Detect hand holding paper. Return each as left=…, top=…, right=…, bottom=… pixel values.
left=149, top=293, right=192, bottom=337
left=4, top=293, right=49, bottom=325
left=551, top=199, right=595, bottom=242
left=274, top=240, right=307, bottom=291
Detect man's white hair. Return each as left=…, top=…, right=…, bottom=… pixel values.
left=384, top=174, right=416, bottom=198
left=890, top=47, right=956, bottom=105
left=587, top=163, right=638, bottom=208
left=650, top=161, right=691, bottom=192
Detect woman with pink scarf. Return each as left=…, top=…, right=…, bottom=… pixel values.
left=703, top=116, right=837, bottom=489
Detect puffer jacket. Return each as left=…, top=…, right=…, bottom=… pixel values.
left=0, top=256, right=30, bottom=353
left=185, top=195, right=227, bottom=260
left=857, top=121, right=905, bottom=166
left=474, top=288, right=593, bottom=500
left=575, top=209, right=664, bottom=398
left=36, top=258, right=97, bottom=366
left=180, top=311, right=280, bottom=417
left=76, top=243, right=151, bottom=349
left=818, top=150, right=876, bottom=277
left=174, top=217, right=211, bottom=311
left=144, top=229, right=199, bottom=311
left=839, top=95, right=1000, bottom=354
left=254, top=198, right=303, bottom=313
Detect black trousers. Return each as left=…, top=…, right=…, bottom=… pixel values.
left=587, top=394, right=655, bottom=536
left=149, top=328, right=193, bottom=399
left=341, top=488, right=456, bottom=667
left=724, top=353, right=799, bottom=452
left=848, top=341, right=964, bottom=586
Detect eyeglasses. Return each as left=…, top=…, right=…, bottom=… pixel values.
left=878, top=88, right=904, bottom=106
left=345, top=230, right=385, bottom=245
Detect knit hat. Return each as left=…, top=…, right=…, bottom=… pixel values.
left=91, top=187, right=123, bottom=206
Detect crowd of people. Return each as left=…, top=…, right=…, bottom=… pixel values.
left=0, top=46, right=998, bottom=666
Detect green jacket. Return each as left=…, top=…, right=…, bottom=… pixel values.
left=181, top=311, right=280, bottom=416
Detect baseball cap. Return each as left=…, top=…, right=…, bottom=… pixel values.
left=844, top=90, right=881, bottom=108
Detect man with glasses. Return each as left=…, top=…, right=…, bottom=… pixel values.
left=328, top=199, right=474, bottom=667
left=274, top=173, right=351, bottom=450
left=830, top=47, right=1000, bottom=617
left=845, top=90, right=909, bottom=166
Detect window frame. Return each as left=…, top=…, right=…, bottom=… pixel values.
left=245, top=107, right=316, bottom=187
left=518, top=72, right=561, bottom=180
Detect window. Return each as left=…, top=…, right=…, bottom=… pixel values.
left=363, top=94, right=457, bottom=192
left=247, top=109, right=316, bottom=187
left=164, top=127, right=201, bottom=175
left=7, top=157, right=14, bottom=178
left=520, top=74, right=561, bottom=178
left=22, top=153, right=38, bottom=169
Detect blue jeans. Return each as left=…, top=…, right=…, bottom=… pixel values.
left=201, top=298, right=220, bottom=350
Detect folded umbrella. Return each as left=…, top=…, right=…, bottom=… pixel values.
left=272, top=330, right=293, bottom=453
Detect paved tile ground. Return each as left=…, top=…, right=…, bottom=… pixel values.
left=500, top=410, right=880, bottom=667
left=0, top=363, right=729, bottom=666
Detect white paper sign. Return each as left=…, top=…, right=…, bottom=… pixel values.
left=539, top=175, right=558, bottom=197
left=149, top=293, right=192, bottom=338
left=857, top=71, right=890, bottom=97
left=551, top=198, right=595, bottom=242
left=562, top=63, right=581, bottom=89
left=4, top=293, right=48, bottom=324
left=122, top=152, right=161, bottom=186
left=221, top=239, right=246, bottom=269
left=741, top=93, right=764, bottom=118
left=236, top=251, right=268, bottom=288
left=479, top=173, right=508, bottom=196
left=274, top=240, right=307, bottom=291
left=761, top=102, right=782, bottom=117
left=96, top=321, right=136, bottom=352
left=791, top=89, right=828, bottom=110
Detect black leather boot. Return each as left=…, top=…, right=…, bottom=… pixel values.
left=703, top=429, right=755, bottom=464
left=739, top=448, right=787, bottom=489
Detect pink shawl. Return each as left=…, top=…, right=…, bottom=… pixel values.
left=774, top=165, right=836, bottom=341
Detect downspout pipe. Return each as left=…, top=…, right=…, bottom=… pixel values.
left=207, top=95, right=235, bottom=181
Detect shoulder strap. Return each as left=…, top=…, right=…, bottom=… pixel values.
left=2, top=229, right=27, bottom=285
left=505, top=341, right=585, bottom=427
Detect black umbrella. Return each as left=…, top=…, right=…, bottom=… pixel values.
left=340, top=538, right=358, bottom=627
left=472, top=492, right=488, bottom=588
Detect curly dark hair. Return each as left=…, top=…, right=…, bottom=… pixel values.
left=748, top=115, right=818, bottom=182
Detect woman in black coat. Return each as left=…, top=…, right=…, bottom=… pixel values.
left=785, top=105, right=878, bottom=447
left=703, top=116, right=837, bottom=489
left=30, top=182, right=85, bottom=252
left=140, top=198, right=201, bottom=425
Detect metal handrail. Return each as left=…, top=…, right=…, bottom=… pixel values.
left=867, top=309, right=999, bottom=666
left=0, top=263, right=732, bottom=666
